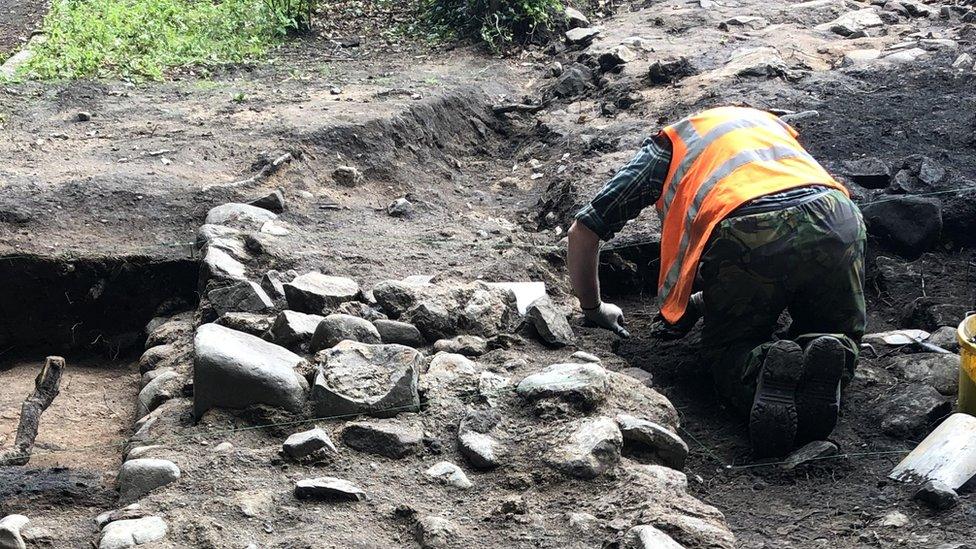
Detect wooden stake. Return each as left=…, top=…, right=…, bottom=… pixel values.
left=0, top=356, right=66, bottom=466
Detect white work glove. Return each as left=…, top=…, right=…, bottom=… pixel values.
left=582, top=302, right=630, bottom=338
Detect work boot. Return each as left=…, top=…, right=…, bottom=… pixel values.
left=749, top=340, right=803, bottom=458
left=795, top=336, right=845, bottom=443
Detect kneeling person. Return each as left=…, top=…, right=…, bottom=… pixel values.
left=567, top=106, right=866, bottom=457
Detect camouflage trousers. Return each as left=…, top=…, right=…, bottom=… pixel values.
left=698, top=189, right=867, bottom=414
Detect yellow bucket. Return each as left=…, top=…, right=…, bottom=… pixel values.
left=959, top=314, right=976, bottom=416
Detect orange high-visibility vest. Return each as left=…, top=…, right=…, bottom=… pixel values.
left=655, top=106, right=849, bottom=323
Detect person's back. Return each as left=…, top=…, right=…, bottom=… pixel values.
left=567, top=106, right=866, bottom=458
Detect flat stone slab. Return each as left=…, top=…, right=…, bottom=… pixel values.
left=99, top=516, right=168, bottom=549
left=341, top=419, right=423, bottom=458
left=282, top=427, right=338, bottom=460
left=193, top=323, right=309, bottom=418
left=312, top=341, right=421, bottom=418
left=284, top=273, right=361, bottom=314
left=205, top=203, right=277, bottom=227
left=294, top=477, right=366, bottom=501
left=517, top=363, right=609, bottom=408
left=615, top=414, right=689, bottom=470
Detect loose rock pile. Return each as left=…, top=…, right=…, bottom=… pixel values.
left=90, top=196, right=734, bottom=548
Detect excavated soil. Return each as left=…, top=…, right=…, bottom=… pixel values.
left=0, top=356, right=140, bottom=472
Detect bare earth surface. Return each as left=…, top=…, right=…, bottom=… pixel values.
left=0, top=0, right=46, bottom=59
left=2, top=0, right=976, bottom=547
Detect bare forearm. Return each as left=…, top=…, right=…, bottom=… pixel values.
left=568, top=221, right=601, bottom=309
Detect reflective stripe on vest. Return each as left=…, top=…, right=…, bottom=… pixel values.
left=658, top=115, right=794, bottom=218
left=654, top=107, right=847, bottom=323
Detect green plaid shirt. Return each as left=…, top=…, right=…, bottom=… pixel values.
left=575, top=132, right=829, bottom=241
left=575, top=133, right=672, bottom=241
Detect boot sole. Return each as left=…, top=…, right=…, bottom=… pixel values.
left=796, top=336, right=845, bottom=442
left=749, top=340, right=803, bottom=459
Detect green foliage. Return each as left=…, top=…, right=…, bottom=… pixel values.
left=263, top=0, right=319, bottom=34
left=23, top=0, right=298, bottom=81
left=422, top=0, right=564, bottom=50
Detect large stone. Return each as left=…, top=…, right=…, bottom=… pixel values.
left=372, top=279, right=427, bottom=318
left=425, top=461, right=472, bottom=489
left=517, top=363, right=609, bottom=408
left=136, top=370, right=181, bottom=418
left=403, top=301, right=455, bottom=341
left=266, top=310, right=323, bottom=350
left=433, top=335, right=488, bottom=356
left=816, top=8, right=883, bottom=36
left=648, top=57, right=696, bottom=85
left=99, top=516, right=168, bottom=549
left=421, top=352, right=482, bottom=395
left=248, top=190, right=285, bottom=213
left=458, top=408, right=503, bottom=469
left=843, top=48, right=882, bottom=65
left=879, top=383, right=952, bottom=438
left=374, top=319, right=425, bottom=347
left=333, top=166, right=363, bottom=187
left=310, top=314, right=381, bottom=352
left=205, top=203, right=277, bottom=228
left=414, top=516, right=459, bottom=549
left=861, top=196, right=942, bottom=257
left=458, top=431, right=502, bottom=470
left=526, top=295, right=576, bottom=347
left=312, top=341, right=421, bottom=418
left=144, top=316, right=192, bottom=349
left=549, top=64, right=594, bottom=99
left=214, top=312, right=275, bottom=336
left=550, top=416, right=623, bottom=479
left=0, top=515, right=29, bottom=549
left=565, top=27, right=601, bottom=46
left=294, top=477, right=366, bottom=501
left=726, top=46, right=787, bottom=78
left=615, top=414, right=689, bottom=470
left=207, top=281, right=274, bottom=317
left=139, top=344, right=175, bottom=374
left=199, top=246, right=246, bottom=285
left=884, top=47, right=928, bottom=64
left=597, top=45, right=637, bottom=71
left=284, top=273, right=361, bottom=314
left=928, top=326, right=961, bottom=353
left=341, top=419, right=422, bottom=458
left=117, top=459, right=181, bottom=502
left=781, top=440, right=839, bottom=470
left=283, top=427, right=338, bottom=461
left=889, top=353, right=959, bottom=395
left=564, top=6, right=590, bottom=28
left=261, top=269, right=291, bottom=300
left=624, top=525, right=685, bottom=549
left=842, top=157, right=890, bottom=189
left=193, top=324, right=309, bottom=418
left=458, top=286, right=520, bottom=337
left=914, top=480, right=959, bottom=510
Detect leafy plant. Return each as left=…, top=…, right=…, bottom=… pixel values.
left=24, top=0, right=292, bottom=81
left=422, top=0, right=564, bottom=51
left=262, top=0, right=320, bottom=34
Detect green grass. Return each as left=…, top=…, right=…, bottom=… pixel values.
left=24, top=0, right=289, bottom=81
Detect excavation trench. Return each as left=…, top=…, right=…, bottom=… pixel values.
left=0, top=253, right=198, bottom=511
